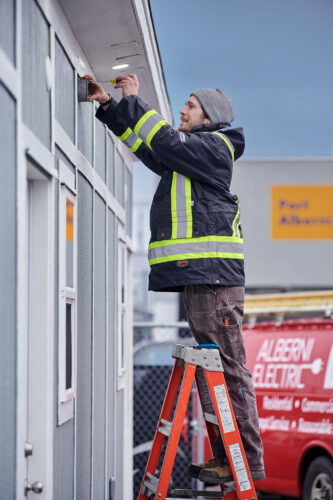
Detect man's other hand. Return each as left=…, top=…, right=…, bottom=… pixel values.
left=114, top=74, right=139, bottom=98
left=82, top=75, right=110, bottom=104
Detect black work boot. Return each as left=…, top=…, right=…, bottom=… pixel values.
left=198, top=462, right=266, bottom=484
left=187, top=457, right=222, bottom=480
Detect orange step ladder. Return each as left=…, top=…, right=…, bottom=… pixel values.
left=137, top=344, right=258, bottom=500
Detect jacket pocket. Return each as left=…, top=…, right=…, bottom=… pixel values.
left=208, top=209, right=239, bottom=236
left=150, top=196, right=171, bottom=241
left=192, top=216, right=210, bottom=237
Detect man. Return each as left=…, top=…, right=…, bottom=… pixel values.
left=86, top=73, right=265, bottom=484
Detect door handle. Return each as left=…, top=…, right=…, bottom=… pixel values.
left=24, top=480, right=44, bottom=495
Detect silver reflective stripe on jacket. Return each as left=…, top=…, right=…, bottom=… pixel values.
left=117, top=127, right=142, bottom=152
left=133, top=110, right=169, bottom=149
left=148, top=236, right=244, bottom=265
left=171, top=172, right=193, bottom=239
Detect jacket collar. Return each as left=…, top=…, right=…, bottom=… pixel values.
left=190, top=121, right=230, bottom=133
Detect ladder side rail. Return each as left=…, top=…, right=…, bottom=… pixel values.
left=155, top=362, right=197, bottom=500
left=204, top=370, right=258, bottom=500
left=138, top=359, right=185, bottom=500
left=194, top=372, right=218, bottom=456
left=194, top=373, right=239, bottom=500
left=194, top=374, right=238, bottom=500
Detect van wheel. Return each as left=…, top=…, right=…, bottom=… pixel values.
left=303, top=456, right=333, bottom=500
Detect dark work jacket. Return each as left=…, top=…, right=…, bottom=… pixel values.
left=96, top=95, right=245, bottom=292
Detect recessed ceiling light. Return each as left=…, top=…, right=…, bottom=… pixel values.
left=112, top=63, right=129, bottom=70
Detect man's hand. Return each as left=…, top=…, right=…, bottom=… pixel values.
left=82, top=75, right=110, bottom=104
left=114, top=74, right=139, bottom=98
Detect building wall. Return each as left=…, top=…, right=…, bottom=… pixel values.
left=0, top=0, right=134, bottom=498
left=231, top=158, right=333, bottom=288
left=0, top=81, right=17, bottom=500
left=0, top=5, right=17, bottom=500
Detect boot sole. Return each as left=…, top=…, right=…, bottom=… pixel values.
left=198, top=468, right=266, bottom=484
left=186, top=464, right=201, bottom=479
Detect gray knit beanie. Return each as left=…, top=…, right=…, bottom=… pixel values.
left=191, top=88, right=234, bottom=126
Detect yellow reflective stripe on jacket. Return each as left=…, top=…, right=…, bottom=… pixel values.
left=133, top=109, right=169, bottom=149
left=236, top=219, right=241, bottom=238
left=118, top=127, right=132, bottom=141
left=149, top=252, right=244, bottom=266
left=170, top=172, right=193, bottom=239
left=149, top=235, right=243, bottom=250
left=117, top=127, right=143, bottom=152
left=134, top=109, right=157, bottom=136
left=211, top=131, right=235, bottom=164
left=130, top=137, right=142, bottom=152
left=232, top=201, right=240, bottom=238
left=146, top=120, right=169, bottom=149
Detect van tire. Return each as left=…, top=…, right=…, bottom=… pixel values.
left=303, top=456, right=333, bottom=500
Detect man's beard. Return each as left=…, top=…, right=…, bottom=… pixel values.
left=178, top=121, right=189, bottom=131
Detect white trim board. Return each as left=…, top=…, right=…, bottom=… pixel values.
left=0, top=47, right=18, bottom=98
left=132, top=0, right=173, bottom=124
left=22, top=124, right=57, bottom=179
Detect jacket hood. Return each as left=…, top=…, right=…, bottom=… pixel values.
left=191, top=122, right=245, bottom=160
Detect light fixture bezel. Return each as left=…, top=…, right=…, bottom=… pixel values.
left=112, top=63, right=130, bottom=70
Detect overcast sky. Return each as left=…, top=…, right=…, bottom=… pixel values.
left=150, top=0, right=333, bottom=157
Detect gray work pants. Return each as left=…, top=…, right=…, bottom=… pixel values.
left=183, top=284, right=264, bottom=471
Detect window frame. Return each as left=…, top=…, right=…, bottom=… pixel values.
left=117, top=227, right=127, bottom=390
left=58, top=161, right=77, bottom=425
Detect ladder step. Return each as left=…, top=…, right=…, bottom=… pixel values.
left=158, top=418, right=173, bottom=437
left=204, top=412, right=218, bottom=425
left=142, top=472, right=159, bottom=495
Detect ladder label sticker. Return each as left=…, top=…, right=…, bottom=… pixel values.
left=229, top=443, right=251, bottom=491
left=214, top=384, right=235, bottom=434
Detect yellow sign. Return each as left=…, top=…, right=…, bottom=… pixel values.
left=66, top=198, right=74, bottom=241
left=271, top=185, right=333, bottom=240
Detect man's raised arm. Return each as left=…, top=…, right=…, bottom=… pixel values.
left=83, top=74, right=165, bottom=177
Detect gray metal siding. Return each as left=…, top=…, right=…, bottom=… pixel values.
left=77, top=101, right=93, bottom=165
left=55, top=37, right=75, bottom=142
left=106, top=210, right=116, bottom=484
left=0, top=83, right=16, bottom=500
left=115, top=149, right=124, bottom=206
left=76, top=173, right=93, bottom=500
left=125, top=167, right=132, bottom=236
left=92, top=193, right=107, bottom=499
left=0, top=0, right=15, bottom=64
left=22, top=0, right=51, bottom=148
left=95, top=118, right=106, bottom=182
left=53, top=420, right=75, bottom=500
left=115, top=390, right=124, bottom=500
left=107, top=135, right=115, bottom=195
